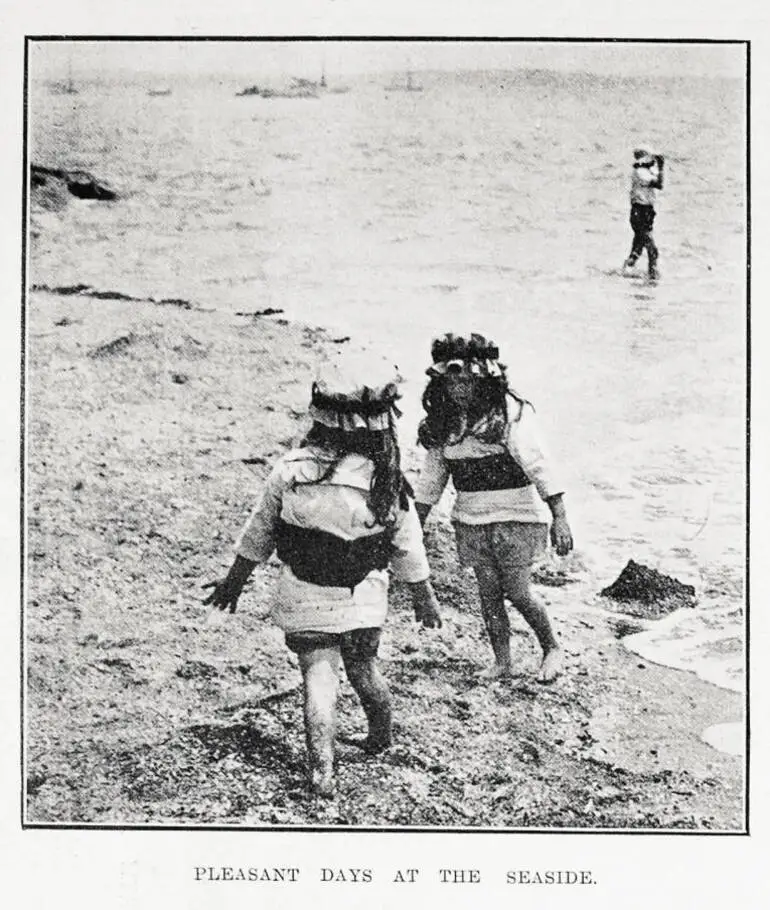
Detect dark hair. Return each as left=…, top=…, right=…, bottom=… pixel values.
left=430, top=332, right=499, bottom=364
left=299, top=421, right=412, bottom=527
left=417, top=368, right=529, bottom=449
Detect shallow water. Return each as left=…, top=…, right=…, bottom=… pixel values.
left=27, top=68, right=747, bottom=710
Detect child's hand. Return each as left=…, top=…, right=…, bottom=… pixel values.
left=415, top=597, right=443, bottom=629
left=202, top=555, right=257, bottom=614
left=408, top=579, right=443, bottom=629
left=202, top=577, right=243, bottom=614
left=550, top=516, right=574, bottom=556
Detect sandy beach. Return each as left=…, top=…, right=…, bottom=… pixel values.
left=25, top=288, right=743, bottom=828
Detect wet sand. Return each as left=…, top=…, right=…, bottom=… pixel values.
left=25, top=289, right=742, bottom=828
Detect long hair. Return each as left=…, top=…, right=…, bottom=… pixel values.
left=299, top=420, right=412, bottom=527
left=417, top=370, right=529, bottom=449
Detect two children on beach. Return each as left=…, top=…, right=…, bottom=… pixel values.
left=204, top=334, right=573, bottom=796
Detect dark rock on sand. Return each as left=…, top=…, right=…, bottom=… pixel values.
left=31, top=164, right=117, bottom=205
left=600, top=559, right=697, bottom=619
left=89, top=333, right=137, bottom=358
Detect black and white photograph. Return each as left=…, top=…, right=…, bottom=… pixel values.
left=19, top=34, right=749, bottom=835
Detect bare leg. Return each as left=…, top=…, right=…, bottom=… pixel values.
left=343, top=656, right=392, bottom=753
left=625, top=238, right=642, bottom=268
left=625, top=221, right=645, bottom=267
left=646, top=233, right=659, bottom=279
left=297, top=646, right=341, bottom=797
left=473, top=565, right=513, bottom=678
left=500, top=564, right=563, bottom=683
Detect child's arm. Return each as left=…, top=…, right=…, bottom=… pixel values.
left=407, top=578, right=442, bottom=628
left=202, top=554, right=257, bottom=613
left=653, top=155, right=664, bottom=190
left=202, top=463, right=284, bottom=613
left=390, top=499, right=443, bottom=628
left=508, top=407, right=574, bottom=555
left=636, top=162, right=661, bottom=189
left=545, top=493, right=574, bottom=556
left=413, top=447, right=450, bottom=528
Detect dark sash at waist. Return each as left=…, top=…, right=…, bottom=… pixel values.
left=275, top=520, right=391, bottom=589
left=448, top=453, right=531, bottom=492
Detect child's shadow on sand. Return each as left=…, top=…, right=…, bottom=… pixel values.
left=184, top=716, right=305, bottom=777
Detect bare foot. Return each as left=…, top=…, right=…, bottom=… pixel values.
left=537, top=647, right=563, bottom=684
left=363, top=736, right=391, bottom=755
left=477, top=663, right=513, bottom=681
left=309, top=766, right=336, bottom=799
left=340, top=734, right=392, bottom=755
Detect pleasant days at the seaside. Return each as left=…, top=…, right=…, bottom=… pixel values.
left=24, top=38, right=746, bottom=829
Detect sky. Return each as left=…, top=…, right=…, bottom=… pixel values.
left=29, top=39, right=746, bottom=82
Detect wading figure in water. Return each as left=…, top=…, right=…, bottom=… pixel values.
left=414, top=333, right=573, bottom=683
left=624, top=147, right=664, bottom=281
left=203, top=364, right=441, bottom=798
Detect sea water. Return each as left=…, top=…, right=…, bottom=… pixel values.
left=27, top=68, right=747, bottom=743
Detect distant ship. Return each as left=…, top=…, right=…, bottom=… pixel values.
left=147, top=88, right=172, bottom=97
left=385, top=71, right=423, bottom=93
left=236, top=78, right=319, bottom=99
left=294, top=75, right=351, bottom=95
left=236, top=70, right=350, bottom=99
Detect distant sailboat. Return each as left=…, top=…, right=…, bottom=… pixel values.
left=63, top=58, right=77, bottom=94
left=318, top=57, right=351, bottom=94
left=406, top=71, right=423, bottom=92
left=51, top=58, right=78, bottom=95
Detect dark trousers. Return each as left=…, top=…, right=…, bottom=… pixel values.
left=627, top=203, right=658, bottom=273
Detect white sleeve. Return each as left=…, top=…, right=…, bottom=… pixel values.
left=506, top=405, right=565, bottom=502
left=637, top=167, right=658, bottom=187
left=234, top=465, right=285, bottom=563
left=413, top=446, right=451, bottom=505
left=389, top=500, right=431, bottom=583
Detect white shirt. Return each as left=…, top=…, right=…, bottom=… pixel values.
left=630, top=163, right=660, bottom=206
left=414, top=404, right=564, bottom=526
left=236, top=448, right=430, bottom=632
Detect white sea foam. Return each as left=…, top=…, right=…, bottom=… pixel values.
left=702, top=722, right=744, bottom=757
left=622, top=605, right=744, bottom=694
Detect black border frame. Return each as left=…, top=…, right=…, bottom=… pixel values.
left=20, top=35, right=751, bottom=835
